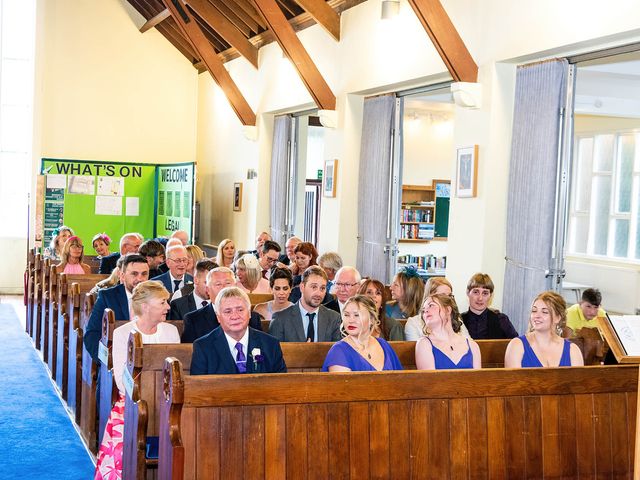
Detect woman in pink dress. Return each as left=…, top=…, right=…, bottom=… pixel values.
left=57, top=236, right=91, bottom=274
left=94, top=280, right=180, bottom=480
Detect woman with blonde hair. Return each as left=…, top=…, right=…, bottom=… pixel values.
left=185, top=244, right=205, bottom=276
left=215, top=238, right=235, bottom=268
left=404, top=277, right=470, bottom=340
left=57, top=236, right=91, bottom=274
left=505, top=291, right=583, bottom=368
left=44, top=226, right=74, bottom=261
left=94, top=280, right=180, bottom=480
left=385, top=266, right=424, bottom=320
left=415, top=294, right=481, bottom=370
left=322, top=295, right=403, bottom=372
left=235, top=253, right=270, bottom=294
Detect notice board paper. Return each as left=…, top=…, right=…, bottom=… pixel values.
left=46, top=174, right=66, bottom=189
left=95, top=196, right=122, bottom=216
left=68, top=175, right=95, bottom=195
left=125, top=197, right=139, bottom=216
left=97, top=177, right=125, bottom=196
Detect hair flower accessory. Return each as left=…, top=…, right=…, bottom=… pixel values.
left=402, top=265, right=420, bottom=278
left=99, top=233, right=111, bottom=244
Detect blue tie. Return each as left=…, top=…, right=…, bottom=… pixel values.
left=173, top=279, right=181, bottom=292
left=235, top=343, right=247, bottom=373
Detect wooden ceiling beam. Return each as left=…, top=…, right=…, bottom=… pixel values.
left=228, top=0, right=267, bottom=30
left=253, top=0, right=335, bottom=110
left=208, top=0, right=254, bottom=37
left=162, top=0, right=256, bottom=125
left=185, top=0, right=259, bottom=68
left=406, top=0, right=477, bottom=82
left=140, top=7, right=170, bottom=32
left=291, top=0, right=339, bottom=41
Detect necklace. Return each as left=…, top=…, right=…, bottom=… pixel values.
left=349, top=336, right=372, bottom=359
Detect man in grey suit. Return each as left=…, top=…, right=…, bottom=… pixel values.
left=270, top=265, right=342, bottom=342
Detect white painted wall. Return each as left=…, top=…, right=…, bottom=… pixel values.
left=194, top=0, right=640, bottom=314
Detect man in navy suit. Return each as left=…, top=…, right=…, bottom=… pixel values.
left=99, top=232, right=143, bottom=274
left=181, top=267, right=262, bottom=343
left=151, top=245, right=193, bottom=294
left=84, top=254, right=149, bottom=362
left=190, top=287, right=286, bottom=375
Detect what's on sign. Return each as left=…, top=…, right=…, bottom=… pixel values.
left=48, top=162, right=144, bottom=178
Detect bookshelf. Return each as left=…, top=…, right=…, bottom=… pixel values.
left=400, top=184, right=435, bottom=242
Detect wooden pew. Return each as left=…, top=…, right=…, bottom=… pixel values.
left=55, top=273, right=106, bottom=399
left=25, top=248, right=35, bottom=336
left=248, top=293, right=273, bottom=306
left=159, top=362, right=638, bottom=480
left=85, top=254, right=101, bottom=274
left=79, top=292, right=99, bottom=453
left=121, top=338, right=512, bottom=479
left=39, top=258, right=52, bottom=356
left=31, top=253, right=43, bottom=347
left=46, top=264, right=60, bottom=379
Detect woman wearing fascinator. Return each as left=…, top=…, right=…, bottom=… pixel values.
left=385, top=266, right=424, bottom=320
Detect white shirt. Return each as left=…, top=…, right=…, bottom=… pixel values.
left=125, top=288, right=133, bottom=320
left=193, top=291, right=208, bottom=309
left=112, top=320, right=180, bottom=394
left=169, top=272, right=186, bottom=293
left=298, top=302, right=319, bottom=342
left=224, top=328, right=249, bottom=362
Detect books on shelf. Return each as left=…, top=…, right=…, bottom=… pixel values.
left=397, top=254, right=446, bottom=271
left=401, top=207, right=433, bottom=223
left=400, top=224, right=434, bottom=240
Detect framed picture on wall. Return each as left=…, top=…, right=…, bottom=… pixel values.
left=323, top=159, right=338, bottom=197
left=233, top=182, right=243, bottom=211
left=456, top=145, right=478, bottom=198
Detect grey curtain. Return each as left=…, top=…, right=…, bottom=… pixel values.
left=356, top=95, right=396, bottom=281
left=502, top=59, right=569, bottom=333
left=269, top=115, right=292, bottom=247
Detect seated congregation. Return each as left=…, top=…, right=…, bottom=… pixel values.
left=26, top=229, right=617, bottom=480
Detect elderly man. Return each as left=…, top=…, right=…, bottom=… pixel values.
left=170, top=230, right=189, bottom=246
left=181, top=267, right=262, bottom=343
left=278, top=236, right=302, bottom=266
left=84, top=254, right=149, bottom=362
left=99, top=232, right=143, bottom=274
left=318, top=252, right=343, bottom=291
left=169, top=259, right=216, bottom=320
left=151, top=245, right=193, bottom=293
left=190, top=286, right=286, bottom=375
left=270, top=266, right=341, bottom=342
left=325, top=266, right=361, bottom=313
left=258, top=240, right=281, bottom=278
left=253, top=231, right=271, bottom=253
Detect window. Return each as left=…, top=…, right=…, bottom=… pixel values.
left=568, top=131, right=640, bottom=261
left=0, top=0, right=35, bottom=237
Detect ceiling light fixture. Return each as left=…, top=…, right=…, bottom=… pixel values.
left=381, top=0, right=400, bottom=20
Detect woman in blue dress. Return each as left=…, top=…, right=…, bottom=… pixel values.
left=505, top=291, right=584, bottom=368
left=415, top=294, right=481, bottom=370
left=322, top=295, right=403, bottom=372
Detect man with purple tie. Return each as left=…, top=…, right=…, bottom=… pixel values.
left=190, top=287, right=287, bottom=375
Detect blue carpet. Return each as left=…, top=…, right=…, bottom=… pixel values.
left=0, top=303, right=95, bottom=479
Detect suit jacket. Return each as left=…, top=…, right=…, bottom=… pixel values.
left=151, top=271, right=193, bottom=294
left=169, top=293, right=198, bottom=320
left=84, top=284, right=129, bottom=362
left=269, top=302, right=342, bottom=342
left=181, top=303, right=262, bottom=343
left=323, top=298, right=341, bottom=314
left=99, top=252, right=120, bottom=274
left=190, top=326, right=287, bottom=375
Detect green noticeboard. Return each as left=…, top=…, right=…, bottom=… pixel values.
left=156, top=163, right=195, bottom=239
left=41, top=159, right=195, bottom=253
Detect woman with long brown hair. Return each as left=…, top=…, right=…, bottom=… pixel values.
left=357, top=278, right=404, bottom=340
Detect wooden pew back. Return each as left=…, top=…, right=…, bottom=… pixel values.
left=79, top=292, right=99, bottom=453
left=39, top=258, right=51, bottom=356
left=25, top=248, right=35, bottom=336
left=31, top=253, right=43, bottom=347
left=56, top=273, right=106, bottom=399
left=160, top=363, right=638, bottom=480
left=46, top=263, right=60, bottom=377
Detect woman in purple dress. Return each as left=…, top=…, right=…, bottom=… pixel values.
left=415, top=294, right=481, bottom=370
left=322, top=295, right=403, bottom=372
left=505, top=291, right=583, bottom=368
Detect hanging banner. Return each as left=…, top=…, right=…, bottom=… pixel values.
left=155, top=163, right=195, bottom=240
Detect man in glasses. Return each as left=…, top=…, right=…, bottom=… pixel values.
left=326, top=266, right=361, bottom=314
left=257, top=240, right=282, bottom=279
left=151, top=245, right=193, bottom=293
